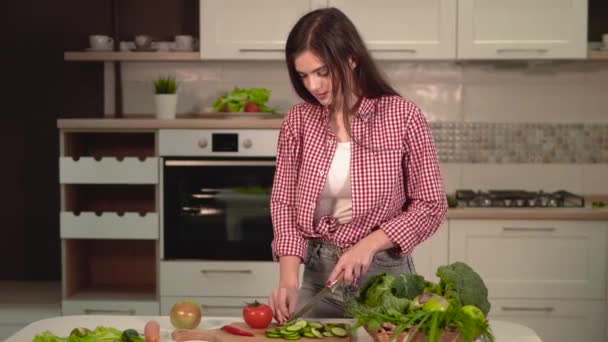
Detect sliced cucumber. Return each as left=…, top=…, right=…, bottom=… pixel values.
left=330, top=327, right=347, bottom=337
left=322, top=332, right=334, bottom=337
left=309, top=322, right=323, bottom=330
left=295, top=320, right=308, bottom=328
left=284, top=334, right=302, bottom=340
left=287, top=325, right=303, bottom=332
left=311, top=328, right=324, bottom=339
left=302, top=332, right=316, bottom=338
left=266, top=332, right=282, bottom=339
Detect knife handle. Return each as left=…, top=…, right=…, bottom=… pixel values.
left=328, top=269, right=346, bottom=290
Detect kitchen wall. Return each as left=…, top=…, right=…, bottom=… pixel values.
left=106, top=60, right=608, bottom=196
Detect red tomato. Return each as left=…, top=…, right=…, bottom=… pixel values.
left=242, top=301, right=273, bottom=329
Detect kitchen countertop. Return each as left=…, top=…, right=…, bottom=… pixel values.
left=447, top=206, right=608, bottom=220
left=7, top=315, right=542, bottom=342
left=57, top=116, right=285, bottom=130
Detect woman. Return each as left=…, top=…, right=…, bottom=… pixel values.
left=268, top=7, right=447, bottom=324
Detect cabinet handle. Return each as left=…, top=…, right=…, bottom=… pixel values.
left=200, top=269, right=253, bottom=275
left=84, top=309, right=136, bottom=315
left=370, top=48, right=417, bottom=53
left=496, top=48, right=548, bottom=55
left=201, top=304, right=246, bottom=309
left=239, top=48, right=284, bottom=52
left=502, top=227, right=556, bottom=232
left=501, top=306, right=555, bottom=313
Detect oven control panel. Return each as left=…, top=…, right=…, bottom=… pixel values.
left=158, top=129, right=279, bottom=156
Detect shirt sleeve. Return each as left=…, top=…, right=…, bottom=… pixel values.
left=378, top=105, right=448, bottom=256
left=270, top=109, right=308, bottom=262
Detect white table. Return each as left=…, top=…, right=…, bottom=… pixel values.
left=6, top=315, right=542, bottom=342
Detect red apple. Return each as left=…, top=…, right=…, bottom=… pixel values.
left=244, top=102, right=260, bottom=112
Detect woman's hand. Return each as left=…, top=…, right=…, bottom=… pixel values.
left=327, top=242, right=375, bottom=286
left=268, top=286, right=298, bottom=325
left=327, top=229, right=394, bottom=286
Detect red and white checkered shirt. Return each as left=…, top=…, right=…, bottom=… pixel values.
left=270, top=96, right=447, bottom=261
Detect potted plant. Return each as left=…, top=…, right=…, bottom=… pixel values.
left=154, top=76, right=178, bottom=119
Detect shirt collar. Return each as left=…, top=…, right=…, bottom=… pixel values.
left=354, top=97, right=377, bottom=121
left=318, top=97, right=377, bottom=121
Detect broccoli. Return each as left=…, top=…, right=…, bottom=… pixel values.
left=436, top=262, right=491, bottom=316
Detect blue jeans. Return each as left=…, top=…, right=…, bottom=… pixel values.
left=296, top=240, right=416, bottom=318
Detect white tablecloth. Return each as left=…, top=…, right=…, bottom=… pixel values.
left=6, top=315, right=542, bottom=342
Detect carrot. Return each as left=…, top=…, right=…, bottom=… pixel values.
left=144, top=320, right=161, bottom=342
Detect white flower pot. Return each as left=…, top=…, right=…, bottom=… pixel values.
left=155, top=94, right=178, bottom=119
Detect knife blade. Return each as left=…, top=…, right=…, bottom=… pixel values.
left=286, top=270, right=345, bottom=324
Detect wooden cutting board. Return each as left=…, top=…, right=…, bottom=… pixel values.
left=172, top=322, right=353, bottom=342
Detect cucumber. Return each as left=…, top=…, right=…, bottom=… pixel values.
left=302, top=332, right=316, bottom=338
left=311, top=329, right=324, bottom=339
left=287, top=325, right=303, bottom=332
left=309, top=322, right=323, bottom=330
left=266, top=332, right=282, bottom=339
left=330, top=327, right=347, bottom=337
left=284, top=334, right=302, bottom=340
left=322, top=332, right=334, bottom=337
left=294, top=320, right=308, bottom=328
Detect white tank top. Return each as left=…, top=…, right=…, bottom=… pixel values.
left=313, top=142, right=353, bottom=226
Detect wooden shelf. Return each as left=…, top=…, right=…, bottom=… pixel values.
left=64, top=51, right=200, bottom=61
left=65, top=48, right=608, bottom=62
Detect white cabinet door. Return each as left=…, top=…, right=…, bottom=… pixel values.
left=411, top=222, right=449, bottom=282
left=449, top=220, right=607, bottom=299
left=457, top=0, right=588, bottom=59
left=329, top=0, right=456, bottom=60
left=488, top=299, right=606, bottom=342
left=200, top=0, right=327, bottom=60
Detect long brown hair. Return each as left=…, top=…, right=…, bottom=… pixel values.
left=285, top=7, right=399, bottom=133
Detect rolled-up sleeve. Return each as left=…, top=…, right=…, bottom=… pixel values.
left=270, top=112, right=307, bottom=261
left=379, top=106, right=448, bottom=256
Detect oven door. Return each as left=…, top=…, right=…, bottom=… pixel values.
left=163, top=157, right=275, bottom=261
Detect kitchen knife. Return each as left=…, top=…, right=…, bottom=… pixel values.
left=286, top=270, right=345, bottom=324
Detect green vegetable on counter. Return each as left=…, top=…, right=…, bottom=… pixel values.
left=265, top=320, right=350, bottom=340
left=212, top=87, right=276, bottom=113
left=33, top=326, right=143, bottom=342
left=345, top=262, right=494, bottom=342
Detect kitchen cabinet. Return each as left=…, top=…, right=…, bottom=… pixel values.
left=457, top=0, right=588, bottom=59
left=449, top=220, right=607, bottom=299
left=328, top=0, right=456, bottom=60
left=199, top=0, right=327, bottom=60
left=58, top=131, right=161, bottom=315
left=199, top=0, right=588, bottom=61
left=488, top=299, right=606, bottom=342
left=449, top=219, right=607, bottom=342
left=411, top=222, right=449, bottom=282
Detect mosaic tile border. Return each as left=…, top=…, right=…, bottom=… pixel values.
left=429, top=122, right=608, bottom=163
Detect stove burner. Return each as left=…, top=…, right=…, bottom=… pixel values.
left=454, top=190, right=584, bottom=208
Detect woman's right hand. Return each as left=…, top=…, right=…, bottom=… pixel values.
left=269, top=286, right=298, bottom=325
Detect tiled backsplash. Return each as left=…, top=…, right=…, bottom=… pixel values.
left=105, top=60, right=608, bottom=167
left=431, top=122, right=608, bottom=163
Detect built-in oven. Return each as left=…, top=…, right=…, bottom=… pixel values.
left=159, top=129, right=279, bottom=261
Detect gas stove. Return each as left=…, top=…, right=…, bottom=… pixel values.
left=455, top=190, right=585, bottom=208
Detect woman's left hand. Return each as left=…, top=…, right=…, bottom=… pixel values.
left=327, top=229, right=394, bottom=286
left=327, top=241, right=375, bottom=286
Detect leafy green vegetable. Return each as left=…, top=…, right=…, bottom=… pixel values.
left=345, top=262, right=494, bottom=342
left=435, top=262, right=491, bottom=316
left=33, top=326, right=140, bottom=342
left=390, top=274, right=425, bottom=300
left=212, top=87, right=276, bottom=113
